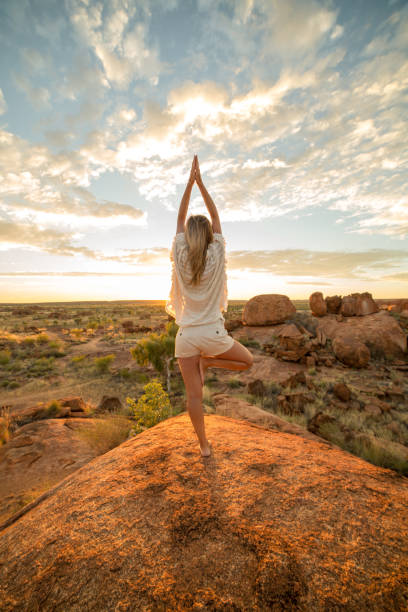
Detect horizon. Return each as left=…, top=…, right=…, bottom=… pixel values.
left=0, top=0, right=407, bottom=302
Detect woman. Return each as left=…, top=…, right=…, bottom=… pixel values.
left=165, top=155, right=254, bottom=458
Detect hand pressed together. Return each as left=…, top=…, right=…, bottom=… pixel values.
left=188, top=155, right=203, bottom=186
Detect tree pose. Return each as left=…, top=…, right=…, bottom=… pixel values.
left=165, top=155, right=253, bottom=457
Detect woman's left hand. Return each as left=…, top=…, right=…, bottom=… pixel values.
left=188, top=155, right=197, bottom=185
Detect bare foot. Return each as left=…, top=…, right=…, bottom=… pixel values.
left=200, top=441, right=212, bottom=457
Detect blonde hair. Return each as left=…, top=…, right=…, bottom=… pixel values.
left=184, top=215, right=214, bottom=286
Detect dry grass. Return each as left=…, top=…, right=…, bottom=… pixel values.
left=74, top=414, right=133, bottom=454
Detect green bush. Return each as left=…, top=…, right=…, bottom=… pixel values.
left=0, top=350, right=11, bottom=365
left=94, top=354, right=116, bottom=374
left=228, top=376, right=242, bottom=388
left=36, top=333, right=50, bottom=345
left=239, top=336, right=261, bottom=349
left=45, top=400, right=62, bottom=417
left=126, top=379, right=171, bottom=435
left=28, top=356, right=55, bottom=377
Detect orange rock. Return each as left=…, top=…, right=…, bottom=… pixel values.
left=1, top=412, right=407, bottom=610
left=340, top=292, right=379, bottom=317
left=242, top=294, right=296, bottom=326
left=309, top=291, right=327, bottom=316
left=332, top=335, right=370, bottom=368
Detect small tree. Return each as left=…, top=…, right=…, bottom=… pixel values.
left=126, top=379, right=171, bottom=434
left=130, top=320, right=177, bottom=394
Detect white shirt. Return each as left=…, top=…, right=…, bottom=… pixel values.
left=165, top=232, right=228, bottom=327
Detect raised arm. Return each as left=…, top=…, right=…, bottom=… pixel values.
left=176, top=156, right=195, bottom=233
left=195, top=158, right=222, bottom=234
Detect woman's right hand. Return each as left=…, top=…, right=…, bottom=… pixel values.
left=195, top=156, right=203, bottom=186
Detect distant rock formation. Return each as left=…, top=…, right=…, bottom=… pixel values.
left=1, top=413, right=407, bottom=610
left=242, top=294, right=296, bottom=325
left=309, top=291, right=327, bottom=316
left=316, top=310, right=407, bottom=361
left=309, top=291, right=379, bottom=317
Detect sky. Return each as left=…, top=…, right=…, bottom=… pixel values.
left=0, top=0, right=407, bottom=303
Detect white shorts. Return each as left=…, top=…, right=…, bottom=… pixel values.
left=175, top=319, right=235, bottom=358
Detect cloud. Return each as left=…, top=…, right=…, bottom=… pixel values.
left=12, top=73, right=51, bottom=109
left=67, top=0, right=166, bottom=88
left=0, top=89, right=7, bottom=115
left=226, top=247, right=408, bottom=279
left=0, top=128, right=146, bottom=245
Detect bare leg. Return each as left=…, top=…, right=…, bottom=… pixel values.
left=177, top=355, right=212, bottom=457
left=199, top=339, right=254, bottom=384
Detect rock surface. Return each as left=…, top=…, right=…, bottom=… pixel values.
left=332, top=335, right=371, bottom=368
left=1, top=413, right=407, bottom=611
left=242, top=294, right=296, bottom=326
left=340, top=292, right=379, bottom=317
left=316, top=311, right=407, bottom=361
left=325, top=295, right=342, bottom=314
left=0, top=418, right=101, bottom=523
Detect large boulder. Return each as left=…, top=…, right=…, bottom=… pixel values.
left=1, top=413, right=408, bottom=610
left=325, top=295, right=342, bottom=314
left=309, top=291, right=327, bottom=316
left=332, top=335, right=371, bottom=368
left=340, top=292, right=379, bottom=317
left=242, top=294, right=296, bottom=326
left=316, top=311, right=407, bottom=361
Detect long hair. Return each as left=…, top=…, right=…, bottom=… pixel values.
left=184, top=214, right=214, bottom=286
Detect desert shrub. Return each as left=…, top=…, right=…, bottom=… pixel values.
left=43, top=340, right=65, bottom=357
left=28, top=356, right=55, bottom=377
left=117, top=367, right=132, bottom=379
left=45, top=400, right=62, bottom=417
left=228, top=376, right=243, bottom=388
left=36, top=333, right=50, bottom=345
left=267, top=381, right=281, bottom=395
left=71, top=354, right=87, bottom=365
left=94, top=354, right=116, bottom=374
left=75, top=415, right=132, bottom=454
left=290, top=311, right=318, bottom=336
left=239, top=336, right=261, bottom=349
left=0, top=350, right=11, bottom=365
left=308, top=367, right=317, bottom=375
left=126, top=379, right=171, bottom=435
left=8, top=381, right=19, bottom=389
left=22, top=337, right=36, bottom=347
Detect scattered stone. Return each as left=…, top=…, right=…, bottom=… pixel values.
left=333, top=382, right=351, bottom=402
left=247, top=379, right=266, bottom=397
left=332, top=335, right=370, bottom=368
left=281, top=371, right=307, bottom=388
left=384, top=387, right=405, bottom=403
left=275, top=324, right=311, bottom=362
left=60, top=397, right=87, bottom=413
left=309, top=292, right=327, bottom=317
left=365, top=404, right=382, bottom=417
left=242, top=294, right=296, bottom=326
left=97, top=396, right=123, bottom=414
left=306, top=356, right=316, bottom=367
left=307, top=411, right=337, bottom=436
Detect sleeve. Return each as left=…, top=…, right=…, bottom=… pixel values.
left=213, top=232, right=225, bottom=247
